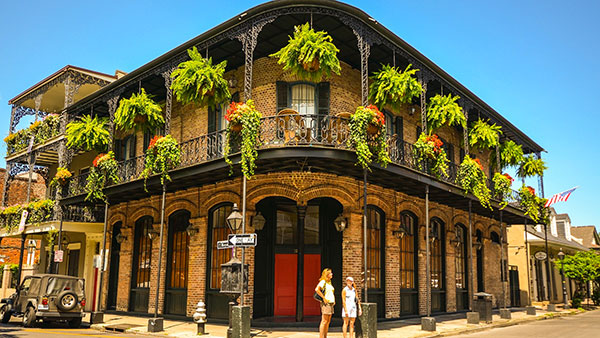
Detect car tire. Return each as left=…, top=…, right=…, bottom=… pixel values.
left=68, top=317, right=82, bottom=328
left=56, top=290, right=78, bottom=311
left=22, top=306, right=36, bottom=328
left=0, top=305, right=11, bottom=323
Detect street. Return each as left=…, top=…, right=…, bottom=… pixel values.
left=0, top=320, right=151, bottom=338
left=455, top=310, right=600, bottom=338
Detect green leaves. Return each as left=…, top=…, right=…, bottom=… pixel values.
left=492, top=173, right=513, bottom=209
left=270, top=23, right=341, bottom=82
left=456, top=155, right=491, bottom=209
left=347, top=106, right=390, bottom=171
left=224, top=100, right=262, bottom=178
left=469, top=119, right=502, bottom=149
left=171, top=47, right=231, bottom=108
left=427, top=94, right=466, bottom=133
left=517, top=155, right=547, bottom=178
left=114, top=88, right=164, bottom=132
left=85, top=152, right=120, bottom=202
left=499, top=140, right=524, bottom=169
left=517, top=185, right=548, bottom=223
left=66, top=114, right=110, bottom=152
left=369, top=64, right=423, bottom=112
left=413, top=133, right=449, bottom=178
left=140, top=135, right=181, bottom=188
left=555, top=251, right=600, bottom=286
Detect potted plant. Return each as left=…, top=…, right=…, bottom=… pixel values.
left=518, top=185, right=543, bottom=223
left=170, top=47, right=231, bottom=108
left=140, top=134, right=181, bottom=189
left=66, top=114, right=110, bottom=151
left=469, top=119, right=502, bottom=150
left=348, top=105, right=390, bottom=171
left=496, top=140, right=524, bottom=169
left=49, top=167, right=72, bottom=189
left=26, top=199, right=55, bottom=225
left=85, top=152, right=120, bottom=202
left=493, top=172, right=513, bottom=209
left=413, top=132, right=449, bottom=178
left=270, top=23, right=341, bottom=82
left=32, top=114, right=60, bottom=145
left=517, top=154, right=547, bottom=178
left=224, top=100, right=262, bottom=178
left=427, top=94, right=466, bottom=133
left=456, top=155, right=491, bottom=209
left=114, top=88, right=164, bottom=132
left=368, top=64, right=423, bottom=112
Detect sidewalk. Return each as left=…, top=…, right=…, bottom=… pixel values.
left=90, top=306, right=588, bottom=338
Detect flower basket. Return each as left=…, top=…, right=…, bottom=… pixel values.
left=493, top=172, right=513, bottom=209
left=368, top=64, right=423, bottom=113
left=224, top=100, right=262, bottom=178
left=140, top=135, right=181, bottom=189
left=366, top=123, right=379, bottom=136
left=456, top=155, right=491, bottom=209
left=348, top=105, right=390, bottom=170
left=50, top=167, right=72, bottom=189
left=85, top=151, right=120, bottom=202
left=413, top=133, right=449, bottom=178
left=115, top=88, right=165, bottom=132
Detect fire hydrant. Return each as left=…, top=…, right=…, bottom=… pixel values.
left=193, top=301, right=207, bottom=335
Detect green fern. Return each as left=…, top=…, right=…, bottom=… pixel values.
left=114, top=88, right=164, bottom=132
left=499, top=140, right=524, bottom=169
left=427, top=94, right=466, bottom=133
left=270, top=23, right=341, bottom=82
left=66, top=115, right=110, bottom=151
left=517, top=155, right=547, bottom=178
left=368, top=64, right=422, bottom=112
left=171, top=47, right=231, bottom=108
left=469, top=119, right=502, bottom=149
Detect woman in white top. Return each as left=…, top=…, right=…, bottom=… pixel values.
left=342, top=276, right=361, bottom=338
left=315, top=268, right=335, bottom=338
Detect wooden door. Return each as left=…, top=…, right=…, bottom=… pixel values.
left=107, top=222, right=121, bottom=310
left=274, top=254, right=297, bottom=316
left=303, top=254, right=321, bottom=316
left=165, top=210, right=190, bottom=316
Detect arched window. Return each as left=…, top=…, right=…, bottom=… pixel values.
left=430, top=217, right=446, bottom=312
left=455, top=224, right=468, bottom=311
left=130, top=216, right=153, bottom=312
left=400, top=211, right=418, bottom=316
left=491, top=231, right=500, bottom=244
left=208, top=203, right=233, bottom=290
left=367, top=206, right=384, bottom=289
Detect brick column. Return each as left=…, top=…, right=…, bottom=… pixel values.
left=385, top=219, right=400, bottom=318
left=116, top=224, right=134, bottom=311
left=343, top=211, right=364, bottom=299
left=445, top=227, right=457, bottom=312
left=418, top=223, right=428, bottom=315
left=186, top=216, right=207, bottom=316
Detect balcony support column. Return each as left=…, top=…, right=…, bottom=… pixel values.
left=161, top=68, right=175, bottom=135
left=463, top=109, right=469, bottom=157
left=467, top=199, right=474, bottom=311
left=107, top=94, right=121, bottom=152
left=420, top=81, right=428, bottom=132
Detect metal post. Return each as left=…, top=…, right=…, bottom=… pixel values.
left=363, top=169, right=368, bottom=301
left=54, top=216, right=64, bottom=274
left=16, top=233, right=26, bottom=284
left=467, top=200, right=473, bottom=311
left=97, top=202, right=109, bottom=312
left=500, top=210, right=506, bottom=308
left=155, top=184, right=167, bottom=318
left=543, top=223, right=552, bottom=301
left=524, top=219, right=532, bottom=306
left=560, top=261, right=568, bottom=309
left=425, top=185, right=430, bottom=317
left=240, top=175, right=247, bottom=306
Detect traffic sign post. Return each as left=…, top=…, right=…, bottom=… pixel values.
left=217, top=240, right=233, bottom=250
left=228, top=233, right=257, bottom=247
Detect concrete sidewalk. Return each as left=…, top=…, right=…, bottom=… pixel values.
left=90, top=306, right=588, bottom=338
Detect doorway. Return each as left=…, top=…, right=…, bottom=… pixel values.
left=130, top=216, right=153, bottom=313
left=476, top=230, right=484, bottom=292
left=107, top=221, right=122, bottom=310
left=165, top=210, right=190, bottom=316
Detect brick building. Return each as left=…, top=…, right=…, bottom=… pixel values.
left=4, top=1, right=545, bottom=321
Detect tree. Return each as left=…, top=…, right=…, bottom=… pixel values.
left=555, top=251, right=600, bottom=305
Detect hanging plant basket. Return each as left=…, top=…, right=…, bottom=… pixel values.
left=456, top=155, right=491, bottom=209
left=366, top=123, right=379, bottom=136
left=50, top=167, right=73, bottom=189
left=66, top=114, right=110, bottom=152
left=85, top=152, right=120, bottom=202
left=270, top=23, right=341, bottom=82
left=368, top=64, right=423, bottom=113
left=230, top=122, right=243, bottom=133
left=224, top=100, right=263, bottom=178
left=469, top=118, right=502, bottom=150
left=413, top=132, right=449, bottom=177
left=114, top=88, right=165, bottom=132
left=427, top=94, right=466, bottom=133
left=347, top=105, right=390, bottom=171
left=140, top=135, right=182, bottom=189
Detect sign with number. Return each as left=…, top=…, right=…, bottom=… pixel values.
left=217, top=240, right=233, bottom=250
left=228, top=233, right=257, bottom=247
left=54, top=250, right=64, bottom=263
left=534, top=251, right=547, bottom=261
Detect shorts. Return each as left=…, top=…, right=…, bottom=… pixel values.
left=321, top=302, right=335, bottom=315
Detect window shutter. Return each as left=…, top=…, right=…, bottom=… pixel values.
left=114, top=139, right=123, bottom=161
left=396, top=117, right=404, bottom=140
left=231, top=91, right=240, bottom=103
left=448, top=144, right=455, bottom=164
left=416, top=126, right=422, bottom=138
left=207, top=106, right=216, bottom=133
left=129, top=134, right=137, bottom=159
left=317, top=82, right=330, bottom=115
left=276, top=81, right=289, bottom=113
left=460, top=148, right=465, bottom=161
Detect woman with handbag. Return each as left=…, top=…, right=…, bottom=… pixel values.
left=315, top=268, right=335, bottom=338
left=341, top=276, right=361, bottom=338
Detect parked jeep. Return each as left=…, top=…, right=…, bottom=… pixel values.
left=0, top=274, right=85, bottom=328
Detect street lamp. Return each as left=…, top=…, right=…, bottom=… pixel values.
left=557, top=250, right=569, bottom=309
left=226, top=203, right=243, bottom=232
left=334, top=214, right=347, bottom=232
left=393, top=224, right=408, bottom=239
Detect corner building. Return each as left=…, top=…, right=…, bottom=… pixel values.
left=4, top=1, right=544, bottom=321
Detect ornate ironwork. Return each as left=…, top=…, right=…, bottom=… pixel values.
left=9, top=106, right=51, bottom=133
left=160, top=66, right=177, bottom=135
left=420, top=81, right=428, bottom=132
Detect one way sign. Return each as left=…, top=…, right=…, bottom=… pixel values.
left=228, top=233, right=257, bottom=247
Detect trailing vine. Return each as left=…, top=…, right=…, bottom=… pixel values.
left=456, top=155, right=491, bottom=209
left=0, top=199, right=55, bottom=230
left=518, top=185, right=545, bottom=223
left=140, top=135, right=182, bottom=189
left=270, top=23, right=341, bottom=82
left=66, top=114, right=110, bottom=151
left=49, top=167, right=72, bottom=189
left=493, top=172, right=513, bottom=209
left=347, top=105, right=390, bottom=171
left=85, top=152, right=120, bottom=202
left=170, top=47, right=231, bottom=108
left=413, top=132, right=449, bottom=178
left=427, top=94, right=466, bottom=133
left=368, top=64, right=422, bottom=112
left=46, top=229, right=59, bottom=248
left=517, top=155, right=547, bottom=178
left=223, top=100, right=262, bottom=178
left=114, top=88, right=164, bottom=132
left=469, top=119, right=502, bottom=150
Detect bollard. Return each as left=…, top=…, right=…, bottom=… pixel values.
left=499, top=308, right=511, bottom=319
left=526, top=306, right=536, bottom=315
left=466, top=312, right=480, bottom=324
left=193, top=301, right=208, bottom=335
left=231, top=305, right=250, bottom=338
left=356, top=303, right=378, bottom=338
left=421, top=317, right=436, bottom=331
left=547, top=304, right=556, bottom=312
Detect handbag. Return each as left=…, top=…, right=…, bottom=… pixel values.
left=313, top=284, right=325, bottom=302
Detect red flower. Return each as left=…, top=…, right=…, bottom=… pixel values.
left=93, top=153, right=106, bottom=167
left=366, top=105, right=385, bottom=126
left=527, top=186, right=536, bottom=196
left=148, top=135, right=161, bottom=150
left=225, top=102, right=243, bottom=122
left=425, top=134, right=444, bottom=153
left=503, top=173, right=514, bottom=183
left=473, top=158, right=483, bottom=170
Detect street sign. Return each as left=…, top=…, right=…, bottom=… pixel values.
left=217, top=240, right=233, bottom=250
left=54, top=250, right=64, bottom=263
left=18, top=210, right=28, bottom=233
left=228, top=233, right=257, bottom=247
left=534, top=251, right=547, bottom=261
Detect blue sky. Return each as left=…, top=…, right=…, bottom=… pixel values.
left=0, top=1, right=598, bottom=229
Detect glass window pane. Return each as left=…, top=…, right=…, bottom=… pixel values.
left=400, top=213, right=416, bottom=289
left=430, top=219, right=444, bottom=290
left=367, top=208, right=382, bottom=289
left=304, top=205, right=319, bottom=245
left=291, top=84, right=315, bottom=115
left=276, top=205, right=297, bottom=245
left=210, top=205, right=232, bottom=290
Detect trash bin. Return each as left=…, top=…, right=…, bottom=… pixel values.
left=473, top=292, right=493, bottom=323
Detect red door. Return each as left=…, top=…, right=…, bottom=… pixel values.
left=303, top=254, right=321, bottom=316
left=274, top=254, right=297, bottom=316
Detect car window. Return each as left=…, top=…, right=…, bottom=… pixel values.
left=45, top=277, right=84, bottom=295
left=29, top=278, right=41, bottom=295
left=20, top=278, right=32, bottom=292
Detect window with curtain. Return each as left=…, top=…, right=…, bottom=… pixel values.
left=132, top=216, right=153, bottom=289
left=367, top=207, right=383, bottom=289
left=290, top=83, right=316, bottom=115
left=430, top=218, right=444, bottom=290
left=455, top=224, right=467, bottom=289
left=209, top=204, right=232, bottom=290
left=399, top=212, right=416, bottom=289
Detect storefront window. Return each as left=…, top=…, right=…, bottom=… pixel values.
left=400, top=212, right=416, bottom=289
left=430, top=218, right=444, bottom=290
left=304, top=205, right=319, bottom=245
left=455, top=224, right=467, bottom=289
left=209, top=204, right=232, bottom=289
left=132, top=216, right=153, bottom=289
left=367, top=207, right=383, bottom=289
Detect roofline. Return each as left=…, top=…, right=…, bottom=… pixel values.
left=8, top=65, right=117, bottom=105
left=66, top=0, right=544, bottom=152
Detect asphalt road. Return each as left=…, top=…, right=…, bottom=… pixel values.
left=455, top=310, right=600, bottom=338
left=0, top=318, right=151, bottom=338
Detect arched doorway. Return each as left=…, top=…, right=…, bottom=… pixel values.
left=107, top=221, right=122, bottom=310
left=476, top=229, right=484, bottom=292
left=130, top=216, right=153, bottom=313
left=455, top=224, right=468, bottom=311
left=399, top=211, right=418, bottom=316
left=366, top=205, right=386, bottom=317
left=165, top=210, right=190, bottom=316
left=430, top=217, right=446, bottom=313
left=253, top=197, right=343, bottom=321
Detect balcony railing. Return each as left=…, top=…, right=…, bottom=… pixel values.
left=5, top=114, right=62, bottom=156
left=61, top=114, right=522, bottom=209
left=0, top=203, right=104, bottom=232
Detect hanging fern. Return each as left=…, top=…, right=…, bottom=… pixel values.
left=170, top=47, right=231, bottom=108
left=368, top=64, right=422, bottom=112
left=456, top=155, right=491, bottom=209
left=270, top=23, right=341, bottom=82
left=427, top=94, right=466, bottom=133
left=114, top=88, right=164, bottom=132
left=493, top=173, right=513, bottom=209
left=517, top=154, right=547, bottom=178
left=66, top=115, right=110, bottom=151
left=498, top=140, right=524, bottom=169
left=469, top=119, right=502, bottom=149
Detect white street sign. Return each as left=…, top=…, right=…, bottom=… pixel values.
left=228, top=233, right=257, bottom=247
left=217, top=240, right=233, bottom=250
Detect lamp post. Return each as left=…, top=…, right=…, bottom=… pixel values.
left=557, top=250, right=569, bottom=309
